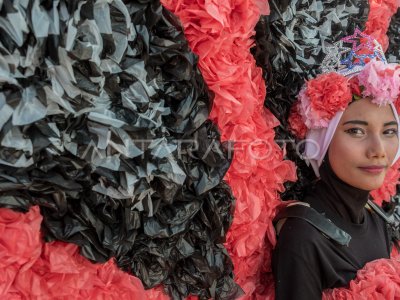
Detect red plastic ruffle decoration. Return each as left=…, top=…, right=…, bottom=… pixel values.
left=0, top=206, right=42, bottom=296
left=0, top=206, right=149, bottom=299
left=161, top=0, right=296, bottom=299
left=145, top=286, right=170, bottom=300
left=364, top=0, right=399, bottom=50
left=371, top=160, right=400, bottom=205
left=323, top=255, right=400, bottom=300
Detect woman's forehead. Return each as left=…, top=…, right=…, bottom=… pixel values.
left=341, top=98, right=397, bottom=123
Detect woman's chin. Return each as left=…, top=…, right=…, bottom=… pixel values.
left=350, top=175, right=386, bottom=191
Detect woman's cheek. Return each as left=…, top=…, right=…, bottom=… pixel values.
left=338, top=137, right=360, bottom=164
left=385, top=138, right=399, bottom=164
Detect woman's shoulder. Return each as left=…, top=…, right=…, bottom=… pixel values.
left=276, top=217, right=332, bottom=252
left=274, top=201, right=351, bottom=251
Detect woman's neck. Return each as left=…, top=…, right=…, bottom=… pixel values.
left=307, top=159, right=370, bottom=224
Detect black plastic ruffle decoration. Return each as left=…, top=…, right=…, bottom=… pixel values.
left=251, top=0, right=370, bottom=200
left=0, top=0, right=241, bottom=299
left=387, top=9, right=400, bottom=63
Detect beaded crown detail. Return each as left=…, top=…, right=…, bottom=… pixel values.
left=321, top=28, right=387, bottom=77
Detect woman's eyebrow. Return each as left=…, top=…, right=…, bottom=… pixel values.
left=342, top=120, right=398, bottom=126
left=342, top=120, right=368, bottom=126
left=383, top=121, right=398, bottom=126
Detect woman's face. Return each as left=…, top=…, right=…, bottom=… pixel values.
left=328, top=98, right=399, bottom=190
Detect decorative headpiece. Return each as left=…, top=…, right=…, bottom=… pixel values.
left=321, top=28, right=387, bottom=76
left=289, top=29, right=400, bottom=139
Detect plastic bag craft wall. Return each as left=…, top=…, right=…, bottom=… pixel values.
left=0, top=0, right=400, bottom=299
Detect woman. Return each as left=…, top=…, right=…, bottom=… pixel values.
left=272, top=31, right=400, bottom=300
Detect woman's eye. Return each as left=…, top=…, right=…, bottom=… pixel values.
left=345, top=128, right=365, bottom=135
left=384, top=128, right=398, bottom=135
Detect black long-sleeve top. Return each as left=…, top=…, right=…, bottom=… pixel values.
left=272, top=160, right=390, bottom=300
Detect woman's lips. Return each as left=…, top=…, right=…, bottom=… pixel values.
left=358, top=166, right=386, bottom=174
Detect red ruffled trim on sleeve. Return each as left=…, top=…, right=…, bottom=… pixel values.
left=323, top=255, right=400, bottom=300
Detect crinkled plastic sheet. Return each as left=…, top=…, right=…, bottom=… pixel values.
left=0, top=0, right=240, bottom=299
left=251, top=0, right=370, bottom=201
left=387, top=9, right=400, bottom=63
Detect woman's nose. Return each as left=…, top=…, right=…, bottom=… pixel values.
left=366, top=135, right=386, bottom=159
